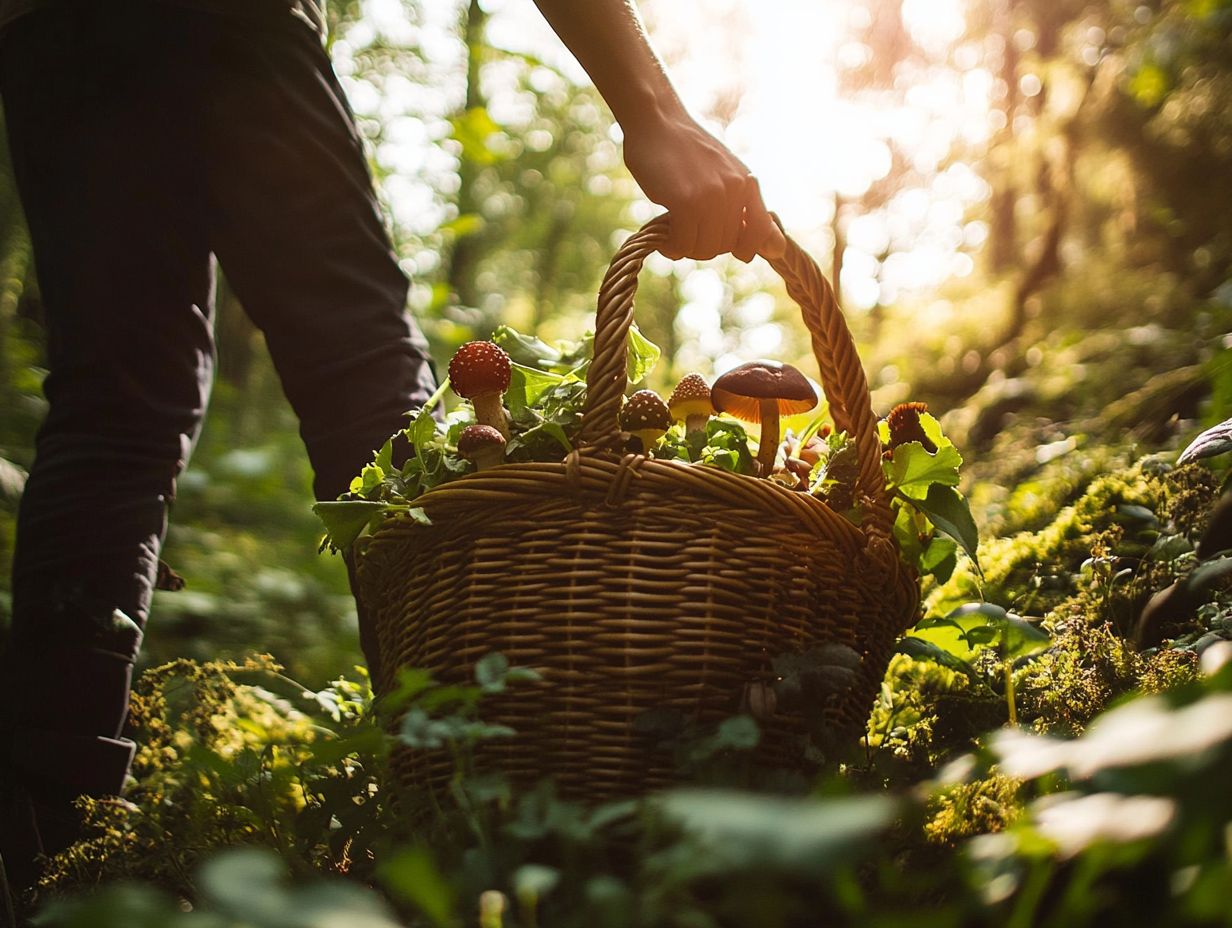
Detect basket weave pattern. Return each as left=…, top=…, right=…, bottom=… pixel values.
left=359, top=216, right=921, bottom=798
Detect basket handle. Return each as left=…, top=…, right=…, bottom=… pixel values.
left=580, top=213, right=893, bottom=537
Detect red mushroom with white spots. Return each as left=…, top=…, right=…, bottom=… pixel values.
left=448, top=341, right=512, bottom=439
left=457, top=423, right=506, bottom=471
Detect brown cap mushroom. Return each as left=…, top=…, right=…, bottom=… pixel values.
left=667, top=372, right=714, bottom=437
left=619, top=389, right=672, bottom=453
left=448, top=341, right=512, bottom=439
left=457, top=423, right=506, bottom=471
left=711, top=360, right=819, bottom=477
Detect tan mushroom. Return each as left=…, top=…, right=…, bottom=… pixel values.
left=667, top=372, right=714, bottom=438
left=711, top=361, right=819, bottom=477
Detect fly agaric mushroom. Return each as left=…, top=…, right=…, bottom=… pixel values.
left=667, top=372, right=714, bottom=437
left=448, top=341, right=512, bottom=439
left=711, top=361, right=819, bottom=477
left=619, top=389, right=672, bottom=453
left=457, top=423, right=506, bottom=471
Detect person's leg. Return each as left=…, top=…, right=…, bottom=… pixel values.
left=200, top=19, right=437, bottom=679
left=0, top=4, right=215, bottom=889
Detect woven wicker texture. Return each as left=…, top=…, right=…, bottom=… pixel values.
left=358, top=215, right=921, bottom=799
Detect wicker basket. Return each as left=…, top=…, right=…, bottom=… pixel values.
left=358, top=215, right=921, bottom=799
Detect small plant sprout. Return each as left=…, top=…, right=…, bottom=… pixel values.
left=668, top=372, right=714, bottom=437
left=619, top=389, right=672, bottom=453
left=448, top=340, right=513, bottom=439
left=711, top=361, right=819, bottom=477
left=907, top=603, right=1051, bottom=725
left=457, top=423, right=506, bottom=471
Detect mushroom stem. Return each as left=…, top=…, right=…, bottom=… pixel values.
left=685, top=413, right=709, bottom=436
left=757, top=397, right=780, bottom=477
left=471, top=445, right=504, bottom=471
left=472, top=391, right=510, bottom=439
left=631, top=428, right=666, bottom=453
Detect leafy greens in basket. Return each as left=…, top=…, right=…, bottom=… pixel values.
left=314, top=325, right=978, bottom=583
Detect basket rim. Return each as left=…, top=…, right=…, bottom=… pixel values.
left=364, top=448, right=874, bottom=559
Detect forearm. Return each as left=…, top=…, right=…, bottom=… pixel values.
left=530, top=0, right=776, bottom=262
left=529, top=0, right=686, bottom=131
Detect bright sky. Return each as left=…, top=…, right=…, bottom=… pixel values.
left=334, top=0, right=997, bottom=365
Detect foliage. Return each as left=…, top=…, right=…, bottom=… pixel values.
left=312, top=322, right=752, bottom=552
left=881, top=411, right=981, bottom=583
left=0, top=0, right=1230, bottom=924
left=316, top=328, right=978, bottom=587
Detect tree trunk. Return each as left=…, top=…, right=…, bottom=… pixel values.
left=988, top=0, right=1019, bottom=275
left=445, top=0, right=489, bottom=317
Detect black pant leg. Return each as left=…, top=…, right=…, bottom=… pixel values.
left=0, top=6, right=215, bottom=800
left=200, top=19, right=438, bottom=676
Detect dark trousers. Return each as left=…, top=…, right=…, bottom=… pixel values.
left=0, top=3, right=435, bottom=810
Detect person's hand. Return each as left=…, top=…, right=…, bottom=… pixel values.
left=621, top=105, right=776, bottom=263
left=526, top=0, right=782, bottom=260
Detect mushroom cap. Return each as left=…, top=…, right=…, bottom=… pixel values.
left=448, top=341, right=512, bottom=398
left=619, top=389, right=672, bottom=432
left=710, top=360, right=819, bottom=423
left=667, top=372, right=714, bottom=421
left=456, top=423, right=507, bottom=458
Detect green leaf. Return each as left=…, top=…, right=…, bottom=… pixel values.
left=492, top=325, right=563, bottom=368
left=892, top=500, right=927, bottom=569
left=920, top=535, right=958, bottom=583
left=375, top=438, right=394, bottom=474
left=379, top=847, right=456, bottom=928
left=915, top=603, right=1049, bottom=660
left=626, top=323, right=661, bottom=385
left=351, top=462, right=385, bottom=496
left=406, top=507, right=432, bottom=526
left=999, top=613, right=1051, bottom=659
left=684, top=715, right=762, bottom=764
left=475, top=652, right=510, bottom=693
left=506, top=363, right=566, bottom=418
left=1181, top=556, right=1232, bottom=595
left=313, top=500, right=387, bottom=550
left=884, top=440, right=963, bottom=500
left=31, top=885, right=185, bottom=928
left=197, top=850, right=288, bottom=920
left=654, top=791, right=899, bottom=878
left=410, top=406, right=439, bottom=451
left=307, top=726, right=388, bottom=765
left=912, top=484, right=980, bottom=568
left=701, top=419, right=756, bottom=475
left=895, top=636, right=978, bottom=679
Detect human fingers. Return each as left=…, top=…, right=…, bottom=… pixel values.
left=717, top=174, right=748, bottom=257
left=661, top=211, right=700, bottom=261
left=733, top=176, right=775, bottom=263
left=672, top=167, right=750, bottom=260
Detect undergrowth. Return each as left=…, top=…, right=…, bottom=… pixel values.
left=26, top=454, right=1232, bottom=928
